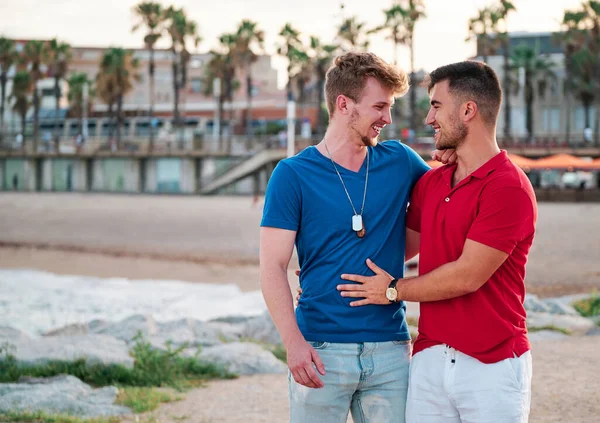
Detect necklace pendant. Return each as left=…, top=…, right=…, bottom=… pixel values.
left=352, top=214, right=363, bottom=232
left=357, top=227, right=366, bottom=238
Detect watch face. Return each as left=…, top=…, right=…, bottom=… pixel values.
left=386, top=288, right=397, bottom=302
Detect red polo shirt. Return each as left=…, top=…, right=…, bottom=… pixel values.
left=406, top=150, right=537, bottom=364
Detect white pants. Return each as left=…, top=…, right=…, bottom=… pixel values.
left=406, top=345, right=532, bottom=423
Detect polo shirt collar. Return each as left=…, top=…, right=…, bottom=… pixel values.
left=442, top=150, right=508, bottom=181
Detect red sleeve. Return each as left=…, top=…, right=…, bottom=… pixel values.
left=467, top=186, right=536, bottom=254
left=406, top=175, right=426, bottom=233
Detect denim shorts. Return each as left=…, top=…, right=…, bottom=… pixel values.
left=289, top=340, right=412, bottom=423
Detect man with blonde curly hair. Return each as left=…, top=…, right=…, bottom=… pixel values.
left=260, top=52, right=453, bottom=422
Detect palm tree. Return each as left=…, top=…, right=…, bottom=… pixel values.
left=98, top=48, right=140, bottom=149
left=558, top=10, right=587, bottom=144
left=308, top=36, right=337, bottom=135
left=290, top=48, right=312, bottom=134
left=398, top=0, right=426, bottom=137
left=48, top=39, right=72, bottom=149
left=277, top=23, right=303, bottom=101
left=164, top=7, right=201, bottom=140
left=22, top=40, right=50, bottom=148
left=132, top=1, right=164, bottom=151
left=205, top=34, right=239, bottom=151
left=10, top=71, right=31, bottom=150
left=337, top=16, right=370, bottom=52
left=493, top=0, right=516, bottom=142
left=467, top=7, right=499, bottom=64
left=67, top=72, right=94, bottom=140
left=95, top=68, right=118, bottom=141
left=0, top=37, right=18, bottom=137
left=510, top=45, right=556, bottom=143
left=233, top=20, right=264, bottom=137
left=369, top=5, right=405, bottom=66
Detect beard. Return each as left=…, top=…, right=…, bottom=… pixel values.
left=350, top=109, right=378, bottom=147
left=436, top=111, right=468, bottom=150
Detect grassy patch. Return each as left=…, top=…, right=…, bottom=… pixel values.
left=115, top=387, right=180, bottom=413
left=0, top=334, right=236, bottom=389
left=572, top=295, right=600, bottom=318
left=269, top=344, right=287, bottom=364
left=0, top=411, right=120, bottom=423
left=405, top=316, right=419, bottom=328
left=528, top=325, right=571, bottom=335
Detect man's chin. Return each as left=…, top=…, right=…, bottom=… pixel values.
left=362, top=136, right=378, bottom=147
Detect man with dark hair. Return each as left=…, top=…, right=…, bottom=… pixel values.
left=260, top=52, right=453, bottom=422
left=338, top=61, right=537, bottom=422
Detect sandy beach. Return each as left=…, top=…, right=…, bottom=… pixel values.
left=1, top=193, right=599, bottom=422
left=0, top=193, right=599, bottom=295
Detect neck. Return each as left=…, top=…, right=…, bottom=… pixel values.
left=454, top=130, right=500, bottom=178
left=317, top=124, right=368, bottom=170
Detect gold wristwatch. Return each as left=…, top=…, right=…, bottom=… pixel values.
left=386, top=278, right=399, bottom=303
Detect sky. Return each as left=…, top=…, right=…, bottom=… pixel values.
left=0, top=0, right=584, bottom=87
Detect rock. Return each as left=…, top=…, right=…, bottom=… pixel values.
left=44, top=323, right=89, bottom=337
left=527, top=312, right=596, bottom=336
left=524, top=294, right=551, bottom=313
left=198, top=342, right=287, bottom=375
left=0, top=326, right=31, bottom=342
left=93, top=314, right=159, bottom=343
left=239, top=312, right=282, bottom=345
left=6, top=334, right=134, bottom=368
left=148, top=318, right=225, bottom=350
left=0, top=375, right=130, bottom=417
left=528, top=330, right=570, bottom=342
left=542, top=299, right=580, bottom=316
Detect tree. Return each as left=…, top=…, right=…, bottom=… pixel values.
left=337, top=16, right=370, bottom=52
left=164, top=7, right=201, bottom=141
left=132, top=1, right=164, bottom=151
left=97, top=48, right=140, bottom=149
left=0, top=38, right=18, bottom=137
left=397, top=0, right=426, bottom=136
left=510, top=45, right=556, bottom=142
left=466, top=7, right=499, bottom=64
left=370, top=5, right=405, bottom=66
left=48, top=39, right=72, bottom=150
left=67, top=72, right=94, bottom=140
left=557, top=10, right=588, bottom=144
left=10, top=71, right=31, bottom=150
left=22, top=40, right=50, bottom=149
left=233, top=20, right=264, bottom=137
left=205, top=34, right=239, bottom=151
left=277, top=23, right=303, bottom=101
left=308, top=36, right=337, bottom=135
left=493, top=0, right=516, bottom=142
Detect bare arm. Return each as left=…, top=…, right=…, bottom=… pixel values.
left=395, top=239, right=509, bottom=302
left=337, top=239, right=509, bottom=306
left=259, top=227, right=303, bottom=347
left=260, top=227, right=325, bottom=388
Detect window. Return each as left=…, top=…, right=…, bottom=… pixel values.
left=542, top=108, right=561, bottom=133
left=191, top=78, right=203, bottom=93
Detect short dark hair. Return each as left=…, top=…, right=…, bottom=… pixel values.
left=425, top=61, right=502, bottom=126
left=325, top=52, right=409, bottom=117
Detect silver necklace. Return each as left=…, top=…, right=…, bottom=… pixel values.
left=324, top=141, right=369, bottom=238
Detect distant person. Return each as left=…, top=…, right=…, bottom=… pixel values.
left=12, top=174, right=18, bottom=191
left=277, top=129, right=287, bottom=148
left=260, top=52, right=454, bottom=423
left=337, top=61, right=537, bottom=422
left=584, top=127, right=592, bottom=143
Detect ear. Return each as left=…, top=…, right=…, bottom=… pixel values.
left=462, top=101, right=478, bottom=123
left=336, top=95, right=352, bottom=115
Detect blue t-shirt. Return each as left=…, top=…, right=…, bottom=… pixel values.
left=261, top=140, right=429, bottom=342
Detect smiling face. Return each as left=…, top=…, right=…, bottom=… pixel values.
left=347, top=77, right=394, bottom=147
left=426, top=80, right=468, bottom=150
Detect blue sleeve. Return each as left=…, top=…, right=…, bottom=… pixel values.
left=260, top=160, right=301, bottom=231
left=402, top=143, right=430, bottom=185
